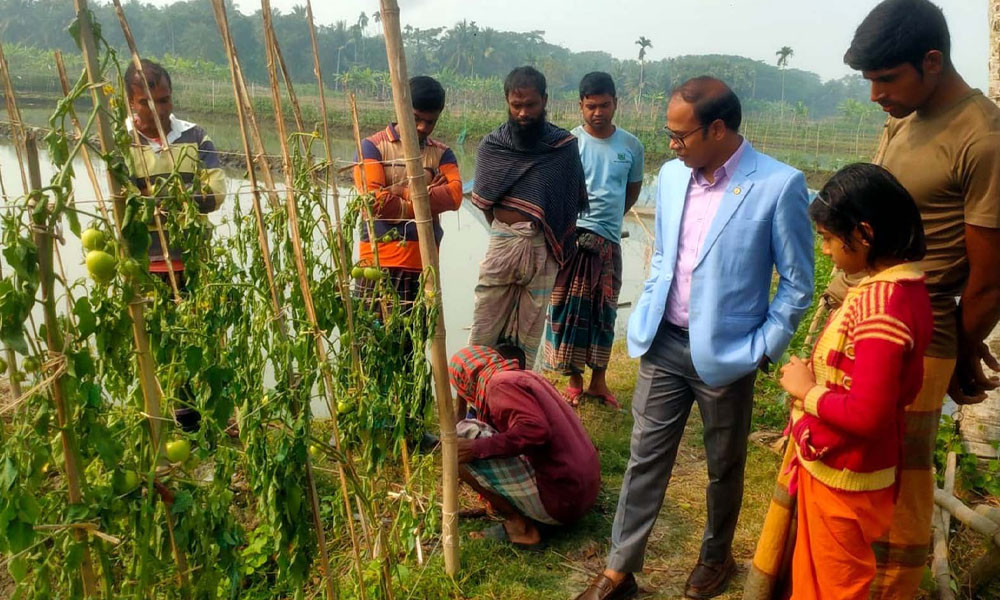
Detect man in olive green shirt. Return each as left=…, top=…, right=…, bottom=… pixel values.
left=832, top=1, right=1000, bottom=598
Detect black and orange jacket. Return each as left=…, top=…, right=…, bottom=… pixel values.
left=353, top=123, right=462, bottom=271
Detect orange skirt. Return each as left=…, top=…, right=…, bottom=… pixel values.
left=791, top=469, right=895, bottom=600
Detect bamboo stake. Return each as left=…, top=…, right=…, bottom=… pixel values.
left=255, top=6, right=339, bottom=599
left=934, top=489, right=1000, bottom=547
left=378, top=0, right=460, bottom=575
left=0, top=43, right=25, bottom=401
left=932, top=506, right=956, bottom=600
left=71, top=3, right=193, bottom=593
left=72, top=0, right=165, bottom=454
left=268, top=0, right=363, bottom=374
left=110, top=0, right=182, bottom=303
left=24, top=132, right=101, bottom=598
left=208, top=4, right=368, bottom=599
left=0, top=42, right=29, bottom=194
left=251, top=5, right=374, bottom=593
left=347, top=94, right=384, bottom=276
left=54, top=52, right=113, bottom=227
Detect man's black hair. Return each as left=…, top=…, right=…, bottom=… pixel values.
left=124, top=58, right=172, bottom=100
left=579, top=72, right=616, bottom=100
left=504, top=66, right=546, bottom=98
left=410, top=75, right=446, bottom=112
left=810, top=163, right=926, bottom=267
left=671, top=76, right=741, bottom=132
left=844, top=0, right=951, bottom=73
left=494, top=344, right=526, bottom=370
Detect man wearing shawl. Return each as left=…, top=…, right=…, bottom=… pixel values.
left=449, top=346, right=600, bottom=548
left=469, top=66, right=589, bottom=367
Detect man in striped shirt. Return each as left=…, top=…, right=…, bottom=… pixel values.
left=125, top=59, right=227, bottom=280
left=353, top=76, right=463, bottom=305
left=125, top=59, right=227, bottom=433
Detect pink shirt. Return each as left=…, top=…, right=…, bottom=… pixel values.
left=664, top=139, right=748, bottom=327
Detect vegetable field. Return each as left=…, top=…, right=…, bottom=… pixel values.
left=0, top=1, right=453, bottom=598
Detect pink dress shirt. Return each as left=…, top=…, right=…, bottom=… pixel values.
left=664, top=139, right=748, bottom=327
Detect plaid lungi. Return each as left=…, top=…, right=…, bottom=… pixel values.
left=457, top=419, right=560, bottom=525
left=468, top=220, right=558, bottom=368
left=544, top=230, right=623, bottom=374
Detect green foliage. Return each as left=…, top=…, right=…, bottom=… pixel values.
left=0, top=17, right=440, bottom=599
left=935, top=413, right=1000, bottom=498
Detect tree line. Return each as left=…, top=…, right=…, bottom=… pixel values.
left=1, top=0, right=873, bottom=118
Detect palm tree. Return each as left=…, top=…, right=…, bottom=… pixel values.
left=373, top=10, right=382, bottom=36
left=636, top=36, right=653, bottom=108
left=776, top=45, right=794, bottom=118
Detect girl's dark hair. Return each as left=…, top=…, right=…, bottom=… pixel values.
left=810, top=163, right=926, bottom=266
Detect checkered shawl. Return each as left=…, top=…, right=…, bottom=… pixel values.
left=448, top=346, right=519, bottom=420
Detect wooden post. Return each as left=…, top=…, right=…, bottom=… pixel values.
left=378, top=0, right=460, bottom=575
left=25, top=133, right=101, bottom=597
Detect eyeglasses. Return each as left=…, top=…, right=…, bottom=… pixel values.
left=663, top=125, right=704, bottom=149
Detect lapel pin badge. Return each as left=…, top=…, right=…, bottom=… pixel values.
left=733, top=186, right=742, bottom=195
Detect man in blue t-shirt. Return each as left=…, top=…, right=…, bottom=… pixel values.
left=543, top=72, right=644, bottom=407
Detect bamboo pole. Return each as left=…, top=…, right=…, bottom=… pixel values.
left=70, top=3, right=195, bottom=593
left=110, top=0, right=183, bottom=302
left=268, top=0, right=363, bottom=374
left=24, top=133, right=101, bottom=598
left=932, top=506, right=956, bottom=600
left=72, top=0, right=166, bottom=454
left=255, top=6, right=339, bottom=599
left=251, top=4, right=373, bottom=594
left=378, top=0, right=460, bottom=575
left=934, top=489, right=1000, bottom=547
left=0, top=42, right=25, bottom=401
left=207, top=4, right=369, bottom=598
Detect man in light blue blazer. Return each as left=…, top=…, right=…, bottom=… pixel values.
left=575, top=78, right=813, bottom=600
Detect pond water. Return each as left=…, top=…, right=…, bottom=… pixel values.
left=0, top=133, right=658, bottom=416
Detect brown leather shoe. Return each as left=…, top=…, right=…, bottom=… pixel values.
left=573, top=573, right=638, bottom=600
left=684, top=554, right=736, bottom=599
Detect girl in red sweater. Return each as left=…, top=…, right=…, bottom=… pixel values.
left=780, top=163, right=932, bottom=599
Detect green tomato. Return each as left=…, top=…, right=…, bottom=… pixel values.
left=165, top=439, right=191, bottom=463
left=113, top=469, right=140, bottom=494
left=362, top=267, right=382, bottom=281
left=337, top=400, right=354, bottom=415
left=21, top=357, right=40, bottom=373
left=86, top=250, right=117, bottom=284
left=10, top=372, right=26, bottom=383
left=351, top=266, right=364, bottom=279
left=308, top=444, right=322, bottom=459
left=120, top=258, right=143, bottom=280
left=81, top=228, right=106, bottom=252
left=213, top=247, right=226, bottom=258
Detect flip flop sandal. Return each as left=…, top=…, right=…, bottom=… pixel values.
left=590, top=391, right=621, bottom=410
left=477, top=523, right=546, bottom=552
left=563, top=386, right=584, bottom=408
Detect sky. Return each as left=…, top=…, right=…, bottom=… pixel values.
left=159, top=0, right=991, bottom=89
